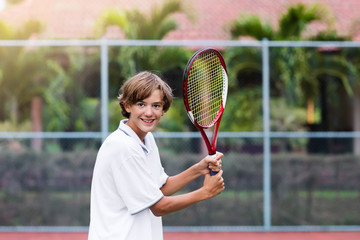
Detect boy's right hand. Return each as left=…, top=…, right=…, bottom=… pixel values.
left=202, top=170, right=225, bottom=199
left=197, top=152, right=224, bottom=175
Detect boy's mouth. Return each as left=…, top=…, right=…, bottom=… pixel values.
left=141, top=118, right=154, bottom=124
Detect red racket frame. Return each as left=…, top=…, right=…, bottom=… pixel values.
left=183, top=48, right=228, bottom=167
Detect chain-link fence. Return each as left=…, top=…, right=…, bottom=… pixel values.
left=0, top=39, right=360, bottom=232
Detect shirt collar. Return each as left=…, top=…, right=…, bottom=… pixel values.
left=118, top=119, right=151, bottom=153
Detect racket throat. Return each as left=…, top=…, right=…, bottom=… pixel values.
left=198, top=127, right=218, bottom=155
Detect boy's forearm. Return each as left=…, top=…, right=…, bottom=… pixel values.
left=161, top=163, right=202, bottom=196
left=151, top=187, right=208, bottom=216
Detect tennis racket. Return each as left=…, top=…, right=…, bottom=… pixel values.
left=183, top=48, right=228, bottom=175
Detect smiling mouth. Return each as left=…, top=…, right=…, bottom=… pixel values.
left=142, top=119, right=154, bottom=124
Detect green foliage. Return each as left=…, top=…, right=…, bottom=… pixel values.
left=95, top=0, right=193, bottom=86
left=7, top=0, right=25, bottom=5
left=0, top=48, right=48, bottom=125
left=113, top=46, right=192, bottom=81
left=314, top=52, right=358, bottom=96
left=42, top=49, right=101, bottom=132
left=0, top=21, right=13, bottom=39
left=157, top=98, right=188, bottom=131
left=221, top=90, right=262, bottom=131
left=94, top=0, right=186, bottom=39
left=94, top=9, right=127, bottom=37
left=227, top=2, right=360, bottom=131
left=230, top=3, right=331, bottom=41
left=15, top=19, right=45, bottom=40
left=224, top=47, right=262, bottom=89
left=270, top=98, right=307, bottom=131
left=42, top=60, right=72, bottom=131
left=0, top=19, right=45, bottom=129
left=0, top=149, right=96, bottom=225
left=310, top=29, right=350, bottom=41
left=76, top=98, right=100, bottom=131
left=1, top=148, right=359, bottom=226
left=278, top=3, right=330, bottom=39
left=0, top=120, right=31, bottom=131
left=230, top=14, right=274, bottom=40
left=274, top=47, right=316, bottom=102
left=109, top=99, right=123, bottom=131
left=0, top=1, right=359, bottom=135
left=0, top=19, right=44, bottom=40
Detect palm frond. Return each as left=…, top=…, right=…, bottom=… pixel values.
left=229, top=14, right=273, bottom=40
left=278, top=3, right=327, bottom=39
left=15, top=19, right=45, bottom=39
left=0, top=21, right=14, bottom=39
left=93, top=9, right=127, bottom=37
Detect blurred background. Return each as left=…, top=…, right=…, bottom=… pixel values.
left=0, top=0, right=359, bottom=232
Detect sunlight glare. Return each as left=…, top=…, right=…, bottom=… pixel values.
left=0, top=0, right=6, bottom=11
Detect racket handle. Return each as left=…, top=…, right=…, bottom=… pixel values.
left=210, top=169, right=217, bottom=176
left=209, top=153, right=218, bottom=176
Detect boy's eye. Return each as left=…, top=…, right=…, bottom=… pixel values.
left=136, top=102, right=162, bottom=109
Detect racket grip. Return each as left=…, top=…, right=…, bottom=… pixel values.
left=209, top=153, right=218, bottom=176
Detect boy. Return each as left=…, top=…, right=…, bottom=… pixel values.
left=88, top=71, right=224, bottom=240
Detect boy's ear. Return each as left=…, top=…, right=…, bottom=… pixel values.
left=124, top=103, right=131, bottom=114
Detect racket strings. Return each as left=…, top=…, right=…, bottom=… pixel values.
left=187, top=51, right=224, bottom=127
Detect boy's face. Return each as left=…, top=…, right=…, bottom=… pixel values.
left=124, top=89, right=164, bottom=142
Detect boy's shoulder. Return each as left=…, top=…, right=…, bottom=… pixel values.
left=104, top=128, right=134, bottom=146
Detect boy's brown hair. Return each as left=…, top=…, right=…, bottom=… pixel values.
left=118, top=71, right=173, bottom=118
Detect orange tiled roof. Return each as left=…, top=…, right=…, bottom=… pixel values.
left=0, top=0, right=359, bottom=40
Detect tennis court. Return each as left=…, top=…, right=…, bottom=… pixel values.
left=1, top=231, right=360, bottom=240
left=1, top=0, right=360, bottom=239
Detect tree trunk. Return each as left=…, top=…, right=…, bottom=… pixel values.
left=354, top=87, right=360, bottom=156
left=306, top=98, right=314, bottom=124
left=31, top=96, right=43, bottom=151
left=10, top=95, right=18, bottom=126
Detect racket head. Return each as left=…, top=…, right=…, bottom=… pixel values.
left=182, top=48, right=228, bottom=129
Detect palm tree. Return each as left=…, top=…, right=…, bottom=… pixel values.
left=227, top=3, right=358, bottom=129
left=0, top=19, right=44, bottom=126
left=95, top=0, right=189, bottom=40
left=94, top=0, right=194, bottom=132
left=0, top=19, right=45, bottom=150
left=230, top=3, right=329, bottom=41
left=94, top=0, right=192, bottom=79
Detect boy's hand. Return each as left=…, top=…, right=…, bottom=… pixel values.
left=197, top=152, right=224, bottom=175
left=202, top=170, right=225, bottom=199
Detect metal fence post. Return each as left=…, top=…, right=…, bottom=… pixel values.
left=262, top=38, right=271, bottom=230
left=100, top=37, right=109, bottom=142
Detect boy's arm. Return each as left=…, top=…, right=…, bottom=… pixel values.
left=160, top=153, right=223, bottom=196
left=151, top=170, right=224, bottom=216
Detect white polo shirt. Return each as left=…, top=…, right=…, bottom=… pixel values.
left=88, top=119, right=168, bottom=240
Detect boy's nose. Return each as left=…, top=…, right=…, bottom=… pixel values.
left=144, top=106, right=153, bottom=115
